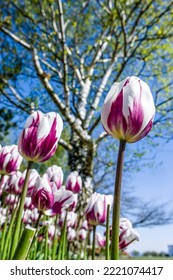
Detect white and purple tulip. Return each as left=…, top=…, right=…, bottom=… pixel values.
left=47, top=165, right=63, bottom=190
left=18, top=110, right=63, bottom=162
left=101, top=76, right=155, bottom=143
left=20, top=168, right=39, bottom=196
left=0, top=175, right=9, bottom=196
left=85, top=192, right=113, bottom=226
left=31, top=174, right=54, bottom=212
left=96, top=232, right=106, bottom=248
left=0, top=145, right=23, bottom=175
left=78, top=228, right=87, bottom=241
left=58, top=211, right=77, bottom=228
left=65, top=171, right=82, bottom=194
left=24, top=197, right=35, bottom=210
left=44, top=189, right=75, bottom=216
left=119, top=218, right=139, bottom=250
left=67, top=227, right=76, bottom=241
left=6, top=171, right=23, bottom=195
left=48, top=224, right=56, bottom=240
left=80, top=220, right=89, bottom=231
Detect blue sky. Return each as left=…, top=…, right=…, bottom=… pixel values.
left=126, top=140, right=173, bottom=254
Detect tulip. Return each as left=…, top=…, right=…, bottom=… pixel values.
left=67, top=227, right=76, bottom=241
left=20, top=169, right=39, bottom=196
left=24, top=197, right=35, bottom=210
left=47, top=165, right=63, bottom=189
left=59, top=211, right=77, bottom=228
left=68, top=194, right=78, bottom=211
left=78, top=228, right=87, bottom=241
left=5, top=194, right=17, bottom=205
left=18, top=110, right=63, bottom=162
left=6, top=171, right=23, bottom=195
left=44, top=189, right=75, bottom=216
left=0, top=175, right=8, bottom=196
left=119, top=218, right=139, bottom=250
left=85, top=192, right=113, bottom=226
left=101, top=76, right=155, bottom=260
left=0, top=145, right=23, bottom=175
left=80, top=220, right=89, bottom=231
left=31, top=208, right=39, bottom=223
left=0, top=210, right=6, bottom=227
left=96, top=233, right=106, bottom=248
left=65, top=171, right=82, bottom=194
left=101, top=76, right=155, bottom=143
left=31, top=174, right=54, bottom=212
left=22, top=209, right=32, bottom=225
left=48, top=224, right=57, bottom=240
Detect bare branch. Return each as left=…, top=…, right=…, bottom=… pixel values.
left=1, top=89, right=30, bottom=114
left=0, top=26, right=31, bottom=50
left=57, top=0, right=70, bottom=108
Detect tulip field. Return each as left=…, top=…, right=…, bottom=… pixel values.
left=0, top=76, right=155, bottom=260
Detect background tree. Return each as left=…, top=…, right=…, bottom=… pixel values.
left=0, top=0, right=173, bottom=225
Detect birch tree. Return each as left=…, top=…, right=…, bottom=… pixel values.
left=0, top=0, right=173, bottom=220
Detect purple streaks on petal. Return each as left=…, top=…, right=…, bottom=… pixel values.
left=126, top=80, right=144, bottom=137
left=107, top=90, right=127, bottom=137
left=131, top=117, right=153, bottom=143
left=51, top=195, right=72, bottom=215
left=0, top=153, right=7, bottom=172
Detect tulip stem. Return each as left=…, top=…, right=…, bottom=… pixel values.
left=10, top=161, right=32, bottom=259
left=52, top=215, right=58, bottom=260
left=92, top=225, right=96, bottom=260
left=111, top=140, right=126, bottom=260
left=106, top=204, right=110, bottom=260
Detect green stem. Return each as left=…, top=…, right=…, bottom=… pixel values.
left=92, top=225, right=96, bottom=260
left=27, top=211, right=42, bottom=259
left=52, top=215, right=58, bottom=260
left=0, top=204, right=10, bottom=256
left=62, top=212, right=68, bottom=260
left=111, top=140, right=126, bottom=260
left=10, top=161, right=32, bottom=259
left=106, top=204, right=110, bottom=260
left=57, top=212, right=68, bottom=260
left=2, top=205, right=18, bottom=260
left=44, top=226, right=48, bottom=260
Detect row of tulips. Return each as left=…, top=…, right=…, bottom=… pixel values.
left=0, top=155, right=139, bottom=260
left=0, top=75, right=155, bottom=260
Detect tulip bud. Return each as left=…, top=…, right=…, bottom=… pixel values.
left=96, top=232, right=106, bottom=248
left=30, top=208, right=39, bottom=223
left=0, top=145, right=23, bottom=175
left=6, top=171, right=23, bottom=195
left=101, top=76, right=155, bottom=143
left=65, top=171, right=82, bottom=194
left=18, top=110, right=63, bottom=162
left=80, top=220, right=89, bottom=231
left=31, top=174, right=54, bottom=212
left=24, top=197, right=35, bottom=210
left=22, top=209, right=32, bottom=225
left=85, top=192, right=113, bottom=226
left=59, top=211, right=77, bottom=228
left=0, top=175, right=9, bottom=195
left=119, top=218, right=139, bottom=250
left=5, top=194, right=17, bottom=205
left=78, top=228, right=87, bottom=241
left=48, top=224, right=56, bottom=240
left=67, top=227, right=76, bottom=241
left=47, top=165, right=63, bottom=189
